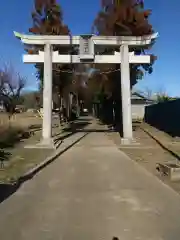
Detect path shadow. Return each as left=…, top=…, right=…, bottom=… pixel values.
left=72, top=129, right=117, bottom=133
left=53, top=120, right=91, bottom=143
left=29, top=124, right=42, bottom=132
left=0, top=182, right=20, bottom=204
left=53, top=118, right=122, bottom=145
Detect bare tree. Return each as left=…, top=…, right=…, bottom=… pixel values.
left=0, top=64, right=26, bottom=118
left=156, top=86, right=171, bottom=102
left=135, top=87, right=153, bottom=99
left=135, top=86, right=172, bottom=103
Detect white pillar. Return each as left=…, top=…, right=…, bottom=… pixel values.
left=120, top=44, right=133, bottom=143
left=42, top=43, right=53, bottom=145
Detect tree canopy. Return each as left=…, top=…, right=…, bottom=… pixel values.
left=27, top=0, right=157, bottom=102
left=28, top=0, right=74, bottom=96
left=88, top=0, right=157, bottom=101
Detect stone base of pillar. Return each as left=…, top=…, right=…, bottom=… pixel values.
left=24, top=138, right=56, bottom=149
left=121, top=138, right=140, bottom=145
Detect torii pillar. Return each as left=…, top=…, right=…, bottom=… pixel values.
left=42, top=43, right=53, bottom=146
left=120, top=44, right=133, bottom=144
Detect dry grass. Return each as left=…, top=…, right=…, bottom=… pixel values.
left=0, top=112, right=42, bottom=146
left=0, top=112, right=42, bottom=129
left=0, top=112, right=49, bottom=183
left=0, top=112, right=42, bottom=149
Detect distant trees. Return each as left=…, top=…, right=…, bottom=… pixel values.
left=135, top=86, right=177, bottom=103
left=0, top=64, right=26, bottom=117
left=156, top=94, right=171, bottom=103
left=155, top=87, right=172, bottom=102
left=136, top=87, right=154, bottom=100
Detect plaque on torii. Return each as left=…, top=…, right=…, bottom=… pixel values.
left=79, top=35, right=94, bottom=61
left=14, top=31, right=158, bottom=147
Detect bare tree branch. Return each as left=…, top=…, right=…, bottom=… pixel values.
left=0, top=64, right=26, bottom=114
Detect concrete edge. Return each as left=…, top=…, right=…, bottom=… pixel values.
left=140, top=126, right=180, bottom=161
left=18, top=132, right=89, bottom=184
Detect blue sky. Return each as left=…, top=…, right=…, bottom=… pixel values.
left=1, top=0, right=180, bottom=96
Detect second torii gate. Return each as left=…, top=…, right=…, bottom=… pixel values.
left=14, top=32, right=158, bottom=147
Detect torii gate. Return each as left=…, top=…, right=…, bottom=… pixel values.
left=14, top=31, right=158, bottom=147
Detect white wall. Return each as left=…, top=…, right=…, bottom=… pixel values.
left=131, top=104, right=146, bottom=120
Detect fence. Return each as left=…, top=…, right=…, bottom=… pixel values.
left=144, top=99, right=180, bottom=137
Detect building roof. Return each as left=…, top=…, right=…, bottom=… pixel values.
left=131, top=92, right=155, bottom=103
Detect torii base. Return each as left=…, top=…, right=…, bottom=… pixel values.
left=121, top=138, right=140, bottom=145
left=24, top=138, right=56, bottom=149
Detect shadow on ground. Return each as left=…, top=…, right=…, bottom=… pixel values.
left=0, top=116, right=117, bottom=203
left=0, top=123, right=89, bottom=204
left=0, top=116, right=127, bottom=204
left=53, top=120, right=91, bottom=143
left=0, top=182, right=20, bottom=204
left=53, top=117, right=123, bottom=145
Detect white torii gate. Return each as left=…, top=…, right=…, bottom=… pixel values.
left=14, top=31, right=158, bottom=147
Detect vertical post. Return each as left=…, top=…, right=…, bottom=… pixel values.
left=120, top=44, right=133, bottom=143
left=42, top=43, right=53, bottom=146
